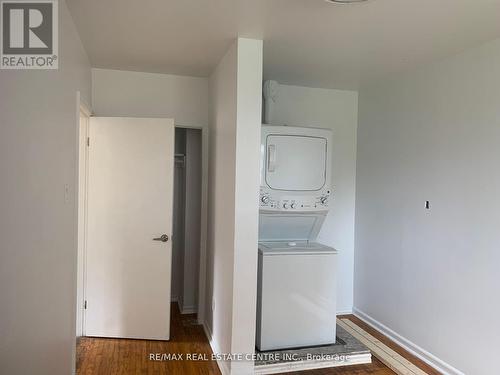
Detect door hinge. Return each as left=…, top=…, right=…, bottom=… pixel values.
left=84, top=300, right=87, bottom=309
left=86, top=137, right=90, bottom=147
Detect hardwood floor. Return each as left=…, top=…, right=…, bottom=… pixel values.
left=76, top=303, right=221, bottom=375
left=76, top=305, right=440, bottom=375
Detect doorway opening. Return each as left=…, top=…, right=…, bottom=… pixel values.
left=172, top=127, right=203, bottom=316
left=76, top=120, right=205, bottom=345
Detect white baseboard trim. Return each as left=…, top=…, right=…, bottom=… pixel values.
left=336, top=309, right=353, bottom=315
left=353, top=307, right=464, bottom=375
left=202, top=322, right=230, bottom=375
left=181, top=305, right=198, bottom=314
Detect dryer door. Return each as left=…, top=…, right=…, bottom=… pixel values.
left=265, top=134, right=327, bottom=191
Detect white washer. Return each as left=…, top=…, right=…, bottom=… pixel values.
left=256, top=241, right=337, bottom=351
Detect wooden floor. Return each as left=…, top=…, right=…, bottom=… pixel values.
left=76, top=303, right=220, bottom=375
left=76, top=305, right=440, bottom=375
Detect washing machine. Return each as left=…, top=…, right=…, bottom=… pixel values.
left=256, top=239, right=337, bottom=351
left=256, top=125, right=338, bottom=351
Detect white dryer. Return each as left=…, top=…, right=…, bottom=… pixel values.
left=259, top=125, right=332, bottom=214
left=256, top=125, right=338, bottom=351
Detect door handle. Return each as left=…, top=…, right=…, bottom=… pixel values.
left=153, top=234, right=169, bottom=242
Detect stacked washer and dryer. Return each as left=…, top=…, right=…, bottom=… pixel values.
left=256, top=125, right=338, bottom=351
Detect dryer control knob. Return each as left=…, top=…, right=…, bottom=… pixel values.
left=320, top=196, right=328, bottom=204
left=261, top=196, right=270, bottom=204
left=290, top=203, right=296, bottom=209
left=283, top=203, right=289, bottom=209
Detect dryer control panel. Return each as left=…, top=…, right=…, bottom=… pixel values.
left=259, top=187, right=332, bottom=212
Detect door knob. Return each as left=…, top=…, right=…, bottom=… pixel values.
left=153, top=234, right=169, bottom=242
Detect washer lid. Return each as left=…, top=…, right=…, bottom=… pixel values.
left=258, top=241, right=337, bottom=255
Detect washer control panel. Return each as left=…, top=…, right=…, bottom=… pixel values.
left=260, top=188, right=332, bottom=212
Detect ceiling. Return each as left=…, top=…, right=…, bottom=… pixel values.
left=67, top=0, right=500, bottom=89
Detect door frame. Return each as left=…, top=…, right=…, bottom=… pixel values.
left=76, top=93, right=91, bottom=337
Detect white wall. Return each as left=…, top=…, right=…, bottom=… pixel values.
left=91, top=68, right=208, bottom=127
left=230, top=38, right=263, bottom=374
left=0, top=1, right=91, bottom=374
left=355, top=38, right=500, bottom=375
left=206, top=38, right=263, bottom=375
left=206, top=41, right=238, bottom=371
left=269, top=85, right=358, bottom=314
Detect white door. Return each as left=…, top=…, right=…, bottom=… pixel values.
left=85, top=117, right=174, bottom=340
left=265, top=135, right=327, bottom=191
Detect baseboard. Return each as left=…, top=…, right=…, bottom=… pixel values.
left=336, top=308, right=353, bottom=315
left=353, top=307, right=464, bottom=375
left=202, top=322, right=230, bottom=375
left=181, top=305, right=198, bottom=314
